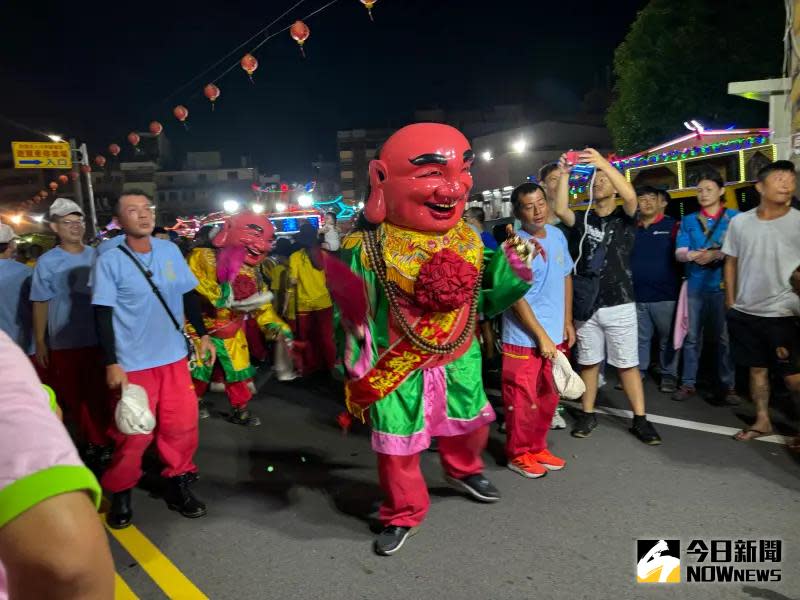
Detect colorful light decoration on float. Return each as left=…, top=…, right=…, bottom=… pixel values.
left=313, top=195, right=356, bottom=220
left=613, top=135, right=770, bottom=170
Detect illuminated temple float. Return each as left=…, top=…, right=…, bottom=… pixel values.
left=569, top=125, right=777, bottom=215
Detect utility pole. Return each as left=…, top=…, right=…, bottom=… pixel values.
left=791, top=0, right=800, bottom=168
left=69, top=138, right=85, bottom=214
left=79, top=143, right=98, bottom=237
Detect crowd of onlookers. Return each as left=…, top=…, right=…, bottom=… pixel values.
left=0, top=150, right=798, bottom=594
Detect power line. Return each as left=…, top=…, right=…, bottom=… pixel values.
left=158, top=0, right=310, bottom=107
left=211, top=0, right=341, bottom=85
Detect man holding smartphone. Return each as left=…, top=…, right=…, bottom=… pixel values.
left=553, top=149, right=661, bottom=445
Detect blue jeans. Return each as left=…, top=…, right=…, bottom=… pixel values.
left=680, top=291, right=734, bottom=388
left=636, top=301, right=678, bottom=379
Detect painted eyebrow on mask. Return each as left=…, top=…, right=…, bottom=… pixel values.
left=409, top=153, right=448, bottom=166
left=463, top=149, right=475, bottom=162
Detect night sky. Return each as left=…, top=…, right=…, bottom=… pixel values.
left=1, top=0, right=647, bottom=179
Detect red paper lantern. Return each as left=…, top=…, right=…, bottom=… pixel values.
left=149, top=120, right=163, bottom=136
left=48, top=181, right=58, bottom=191
left=95, top=155, right=107, bottom=167
left=109, top=143, right=121, bottom=156
left=290, top=21, right=310, bottom=57
left=58, top=174, right=69, bottom=185
left=80, top=164, right=92, bottom=174
left=69, top=171, right=79, bottom=182
left=360, top=0, right=377, bottom=20
left=127, top=132, right=140, bottom=147
left=173, top=105, right=189, bottom=123
left=204, top=83, right=220, bottom=110
left=241, top=54, right=258, bottom=82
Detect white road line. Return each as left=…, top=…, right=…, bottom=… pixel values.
left=485, top=388, right=791, bottom=446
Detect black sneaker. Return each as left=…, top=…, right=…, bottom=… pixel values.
left=374, top=526, right=416, bottom=556
left=659, top=376, right=678, bottom=394
left=671, top=385, right=696, bottom=401
left=198, top=400, right=210, bottom=420
left=106, top=489, right=133, bottom=529
left=630, top=418, right=662, bottom=445
left=444, top=473, right=500, bottom=503
left=571, top=411, right=597, bottom=438
left=722, top=388, right=742, bottom=406
left=227, top=408, right=261, bottom=426
left=164, top=474, right=207, bottom=518
left=427, top=437, right=439, bottom=453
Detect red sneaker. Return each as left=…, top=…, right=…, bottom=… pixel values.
left=530, top=449, right=566, bottom=471
left=507, top=454, right=547, bottom=479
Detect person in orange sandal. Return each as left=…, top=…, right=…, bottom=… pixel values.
left=501, top=182, right=575, bottom=478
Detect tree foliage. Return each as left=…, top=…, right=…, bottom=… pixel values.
left=607, top=0, right=784, bottom=154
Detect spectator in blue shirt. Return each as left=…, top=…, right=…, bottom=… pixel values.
left=674, top=171, right=739, bottom=404
left=464, top=206, right=498, bottom=250
left=631, top=187, right=681, bottom=393
left=0, top=224, right=34, bottom=355
left=31, top=198, right=112, bottom=465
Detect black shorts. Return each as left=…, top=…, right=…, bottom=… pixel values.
left=726, top=309, right=800, bottom=376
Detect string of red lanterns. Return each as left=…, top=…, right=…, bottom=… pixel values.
left=14, top=1, right=366, bottom=212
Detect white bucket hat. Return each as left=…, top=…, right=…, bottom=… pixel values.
left=551, top=351, right=585, bottom=400
left=115, top=384, right=155, bottom=435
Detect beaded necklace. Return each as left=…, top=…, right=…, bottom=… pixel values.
left=363, top=226, right=483, bottom=355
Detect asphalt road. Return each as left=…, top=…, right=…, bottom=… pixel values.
left=110, top=372, right=800, bottom=600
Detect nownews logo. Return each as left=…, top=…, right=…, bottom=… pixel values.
left=636, top=538, right=782, bottom=584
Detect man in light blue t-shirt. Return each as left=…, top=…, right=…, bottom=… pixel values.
left=0, top=224, right=33, bottom=355
left=31, top=198, right=112, bottom=461
left=501, top=182, right=574, bottom=480
left=92, top=189, right=215, bottom=530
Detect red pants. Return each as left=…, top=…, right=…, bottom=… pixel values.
left=245, top=317, right=267, bottom=362
left=102, top=359, right=199, bottom=493
left=377, top=425, right=488, bottom=527
left=193, top=378, right=252, bottom=409
left=48, top=347, right=112, bottom=447
left=294, top=307, right=335, bottom=376
left=502, top=343, right=559, bottom=459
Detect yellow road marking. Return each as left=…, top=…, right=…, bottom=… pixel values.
left=104, top=516, right=208, bottom=599
left=115, top=573, right=139, bottom=599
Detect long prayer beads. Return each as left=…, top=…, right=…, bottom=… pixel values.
left=364, top=227, right=483, bottom=355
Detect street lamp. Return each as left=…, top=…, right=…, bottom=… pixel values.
left=223, top=199, right=240, bottom=213
left=297, top=194, right=313, bottom=208
left=46, top=134, right=63, bottom=142
left=357, top=201, right=365, bottom=209
left=32, top=214, right=45, bottom=223
left=481, top=151, right=493, bottom=162
left=511, top=139, right=527, bottom=153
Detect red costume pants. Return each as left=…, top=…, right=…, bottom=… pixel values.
left=48, top=346, right=112, bottom=447
left=102, top=358, right=199, bottom=493
left=294, top=307, right=336, bottom=375
left=377, top=425, right=488, bottom=528
left=501, top=343, right=559, bottom=460
left=193, top=378, right=252, bottom=409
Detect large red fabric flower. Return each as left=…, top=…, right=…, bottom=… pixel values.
left=232, top=274, right=258, bottom=300
left=414, top=249, right=479, bottom=312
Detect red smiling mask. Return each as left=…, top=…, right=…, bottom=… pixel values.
left=365, top=123, right=475, bottom=233
left=213, top=211, right=275, bottom=280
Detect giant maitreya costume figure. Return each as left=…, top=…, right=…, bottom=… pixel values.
left=328, top=123, right=537, bottom=556
left=188, top=212, right=292, bottom=426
